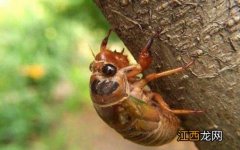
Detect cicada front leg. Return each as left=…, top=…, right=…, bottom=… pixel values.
left=100, top=29, right=112, bottom=51
left=137, top=33, right=155, bottom=71
left=127, top=32, right=158, bottom=79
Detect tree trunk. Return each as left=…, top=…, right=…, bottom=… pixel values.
left=94, top=0, right=240, bottom=149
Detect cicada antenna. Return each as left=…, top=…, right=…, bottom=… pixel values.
left=88, top=45, right=96, bottom=59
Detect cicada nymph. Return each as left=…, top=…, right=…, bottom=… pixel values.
left=89, top=30, right=202, bottom=146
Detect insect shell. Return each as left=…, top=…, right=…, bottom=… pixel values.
left=89, top=30, right=201, bottom=146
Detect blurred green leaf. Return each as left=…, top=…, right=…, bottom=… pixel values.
left=0, top=0, right=124, bottom=149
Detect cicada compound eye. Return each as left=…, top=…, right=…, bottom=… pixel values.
left=89, top=62, right=94, bottom=72
left=102, top=64, right=117, bottom=76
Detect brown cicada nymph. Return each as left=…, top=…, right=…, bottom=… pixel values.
left=89, top=30, right=202, bottom=146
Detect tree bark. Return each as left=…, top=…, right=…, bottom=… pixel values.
left=94, top=0, right=240, bottom=149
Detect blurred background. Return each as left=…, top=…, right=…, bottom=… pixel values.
left=0, top=0, right=197, bottom=150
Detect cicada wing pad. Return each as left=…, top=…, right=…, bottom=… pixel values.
left=124, top=95, right=160, bottom=122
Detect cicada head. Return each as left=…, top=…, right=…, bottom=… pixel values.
left=89, top=30, right=129, bottom=107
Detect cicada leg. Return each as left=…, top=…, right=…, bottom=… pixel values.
left=126, top=65, right=142, bottom=79
left=135, top=61, right=194, bottom=88
left=127, top=32, right=159, bottom=79
left=120, top=64, right=141, bottom=83
left=137, top=34, right=154, bottom=71
left=151, top=93, right=203, bottom=115
left=100, top=29, right=112, bottom=51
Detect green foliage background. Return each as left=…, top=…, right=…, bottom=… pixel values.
left=0, top=0, right=123, bottom=149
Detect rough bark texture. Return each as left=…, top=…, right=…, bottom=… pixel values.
left=94, top=0, right=240, bottom=149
